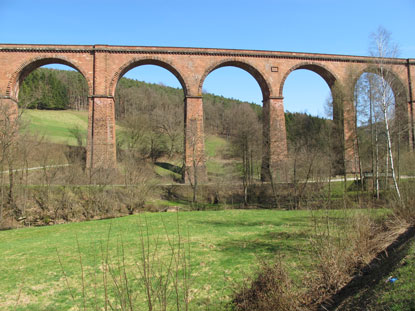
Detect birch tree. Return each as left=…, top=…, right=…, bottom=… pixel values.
left=369, top=27, right=402, bottom=201
left=355, top=72, right=383, bottom=198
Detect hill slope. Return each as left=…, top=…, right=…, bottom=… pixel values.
left=21, top=109, right=89, bottom=146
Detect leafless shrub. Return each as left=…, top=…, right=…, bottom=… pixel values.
left=232, top=258, right=304, bottom=311
left=232, top=208, right=409, bottom=311
left=302, top=209, right=407, bottom=308
left=120, top=151, right=158, bottom=215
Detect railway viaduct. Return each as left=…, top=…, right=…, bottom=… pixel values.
left=0, top=44, right=414, bottom=181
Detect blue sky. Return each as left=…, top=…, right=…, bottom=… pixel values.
left=1, top=0, right=414, bottom=116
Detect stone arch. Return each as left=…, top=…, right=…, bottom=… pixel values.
left=109, top=57, right=189, bottom=97
left=354, top=65, right=412, bottom=148
left=353, top=65, right=409, bottom=103
left=280, top=62, right=346, bottom=174
left=7, top=55, right=92, bottom=99
left=279, top=62, right=339, bottom=97
left=198, top=59, right=271, bottom=99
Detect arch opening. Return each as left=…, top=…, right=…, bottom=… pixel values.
left=354, top=70, right=410, bottom=180
left=282, top=66, right=344, bottom=178
left=199, top=61, right=271, bottom=100
left=114, top=64, right=186, bottom=182
left=201, top=65, right=263, bottom=187
left=12, top=59, right=91, bottom=153
left=111, top=59, right=187, bottom=98
left=11, top=58, right=91, bottom=100
left=3, top=61, right=91, bottom=186
left=283, top=68, right=333, bottom=117
left=18, top=62, right=89, bottom=145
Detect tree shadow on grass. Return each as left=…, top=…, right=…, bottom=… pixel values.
left=322, top=227, right=415, bottom=311
left=193, top=219, right=285, bottom=228
left=155, top=162, right=182, bottom=174
left=193, top=216, right=312, bottom=229
left=215, top=230, right=311, bottom=257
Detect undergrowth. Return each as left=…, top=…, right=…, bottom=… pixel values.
left=232, top=205, right=412, bottom=311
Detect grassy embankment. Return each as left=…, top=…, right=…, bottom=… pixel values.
left=20, top=109, right=89, bottom=146
left=0, top=208, right=389, bottom=311
left=337, top=236, right=415, bottom=311
left=371, top=239, right=415, bottom=310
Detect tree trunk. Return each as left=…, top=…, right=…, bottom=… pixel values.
left=375, top=120, right=380, bottom=199
left=384, top=110, right=401, bottom=200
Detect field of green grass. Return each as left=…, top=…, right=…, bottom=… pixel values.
left=0, top=209, right=356, bottom=310
left=205, top=134, right=246, bottom=179
left=205, top=134, right=227, bottom=158
left=20, top=109, right=89, bottom=146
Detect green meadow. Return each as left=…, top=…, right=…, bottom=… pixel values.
left=20, top=109, right=89, bottom=146
left=0, top=209, right=338, bottom=310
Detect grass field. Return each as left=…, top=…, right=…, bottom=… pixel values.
left=205, top=135, right=227, bottom=158
left=20, top=109, right=89, bottom=146
left=0, top=209, right=367, bottom=310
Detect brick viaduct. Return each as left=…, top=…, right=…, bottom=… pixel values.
left=0, top=44, right=414, bottom=181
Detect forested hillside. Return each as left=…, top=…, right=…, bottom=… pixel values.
left=19, top=68, right=89, bottom=110
left=18, top=67, right=329, bottom=147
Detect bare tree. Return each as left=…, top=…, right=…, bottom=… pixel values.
left=228, top=104, right=261, bottom=205
left=184, top=118, right=205, bottom=204
left=121, top=151, right=157, bottom=214
left=355, top=72, right=384, bottom=198
left=152, top=94, right=183, bottom=158
left=0, top=99, right=22, bottom=222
